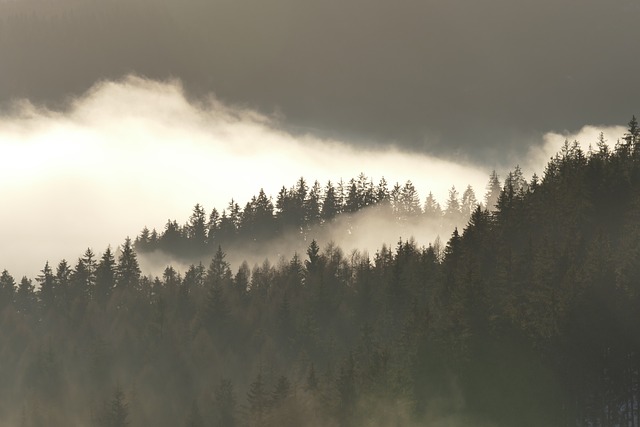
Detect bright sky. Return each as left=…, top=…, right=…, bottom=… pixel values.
left=0, top=76, right=626, bottom=278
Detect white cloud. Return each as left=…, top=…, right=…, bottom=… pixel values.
left=5, top=76, right=625, bottom=278
left=525, top=125, right=626, bottom=176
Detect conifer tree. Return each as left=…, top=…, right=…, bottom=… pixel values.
left=116, top=238, right=140, bottom=290
left=95, top=247, right=116, bottom=306
left=207, top=208, right=220, bottom=247
left=461, top=185, right=478, bottom=219
left=484, top=170, right=501, bottom=210
left=322, top=181, right=340, bottom=222
left=307, top=180, right=323, bottom=225
left=186, top=203, right=208, bottom=253
left=375, top=177, right=391, bottom=213
left=424, top=192, right=442, bottom=219
left=444, top=186, right=462, bottom=224
left=623, top=115, right=639, bottom=151
left=36, top=262, right=56, bottom=311
left=16, top=276, right=36, bottom=315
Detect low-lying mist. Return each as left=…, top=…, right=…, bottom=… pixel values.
left=138, top=204, right=456, bottom=278
left=0, top=74, right=625, bottom=278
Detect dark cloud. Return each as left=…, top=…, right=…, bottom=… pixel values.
left=0, top=0, right=638, bottom=164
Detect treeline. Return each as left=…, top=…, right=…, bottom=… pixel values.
left=135, top=174, right=488, bottom=259
left=0, top=118, right=639, bottom=426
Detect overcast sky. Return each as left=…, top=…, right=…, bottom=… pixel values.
left=0, top=0, right=637, bottom=277
left=0, top=0, right=638, bottom=163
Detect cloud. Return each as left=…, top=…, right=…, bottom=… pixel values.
left=524, top=124, right=627, bottom=176
left=0, top=76, right=491, bottom=278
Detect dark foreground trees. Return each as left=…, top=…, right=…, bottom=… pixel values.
left=2, top=121, right=640, bottom=426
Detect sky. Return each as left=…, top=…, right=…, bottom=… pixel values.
left=0, top=0, right=638, bottom=161
left=0, top=0, right=637, bottom=277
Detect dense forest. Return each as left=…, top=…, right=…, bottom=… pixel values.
left=133, top=173, right=485, bottom=265
left=1, top=118, right=640, bottom=426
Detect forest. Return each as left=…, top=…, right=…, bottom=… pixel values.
left=1, top=117, right=640, bottom=426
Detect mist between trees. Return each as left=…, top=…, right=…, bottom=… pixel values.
left=0, top=118, right=639, bottom=426
left=134, top=173, right=492, bottom=276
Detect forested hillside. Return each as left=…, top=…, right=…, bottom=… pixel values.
left=133, top=173, right=485, bottom=264
left=1, top=118, right=639, bottom=426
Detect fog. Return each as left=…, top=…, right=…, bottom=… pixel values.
left=138, top=201, right=460, bottom=279
left=0, top=75, right=624, bottom=278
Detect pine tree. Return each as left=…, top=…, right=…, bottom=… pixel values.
left=400, top=180, right=422, bottom=218
left=116, top=238, right=140, bottom=290
left=16, top=276, right=36, bottom=315
left=424, top=192, right=442, bottom=219
left=253, top=188, right=275, bottom=239
left=135, top=227, right=151, bottom=252
left=375, top=177, right=391, bottom=213
left=186, top=203, right=208, bottom=253
left=484, top=170, right=501, bottom=210
left=322, top=181, right=340, bottom=222
left=461, top=185, right=478, bottom=219
left=207, top=208, right=221, bottom=247
left=160, top=219, right=183, bottom=253
left=95, top=247, right=116, bottom=306
left=71, top=256, right=91, bottom=305
left=36, top=262, right=56, bottom=311
left=55, top=260, right=72, bottom=311
left=623, top=115, right=639, bottom=152
left=307, top=180, right=323, bottom=225
left=444, top=186, right=462, bottom=224
left=305, top=239, right=321, bottom=276
left=345, top=178, right=360, bottom=213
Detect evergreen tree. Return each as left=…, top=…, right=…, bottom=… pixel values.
left=444, top=186, right=462, bottom=224
left=461, top=185, right=478, bottom=219
left=135, top=227, right=151, bottom=252
left=400, top=180, right=422, bottom=218
left=207, top=208, right=220, bottom=247
left=253, top=188, right=275, bottom=239
left=345, top=178, right=360, bottom=213
left=322, top=181, right=340, bottom=222
left=186, top=203, right=208, bottom=253
left=16, top=276, right=36, bottom=315
left=159, top=219, right=183, bottom=253
left=116, top=238, right=140, bottom=290
left=55, top=260, right=72, bottom=311
left=623, top=115, right=639, bottom=152
left=375, top=177, right=391, bottom=213
left=423, top=191, right=442, bottom=219
left=247, top=373, right=268, bottom=427
left=95, top=247, right=116, bottom=306
left=484, top=170, right=501, bottom=210
left=307, top=180, right=323, bottom=225
left=71, top=256, right=91, bottom=305
left=36, top=261, right=56, bottom=311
